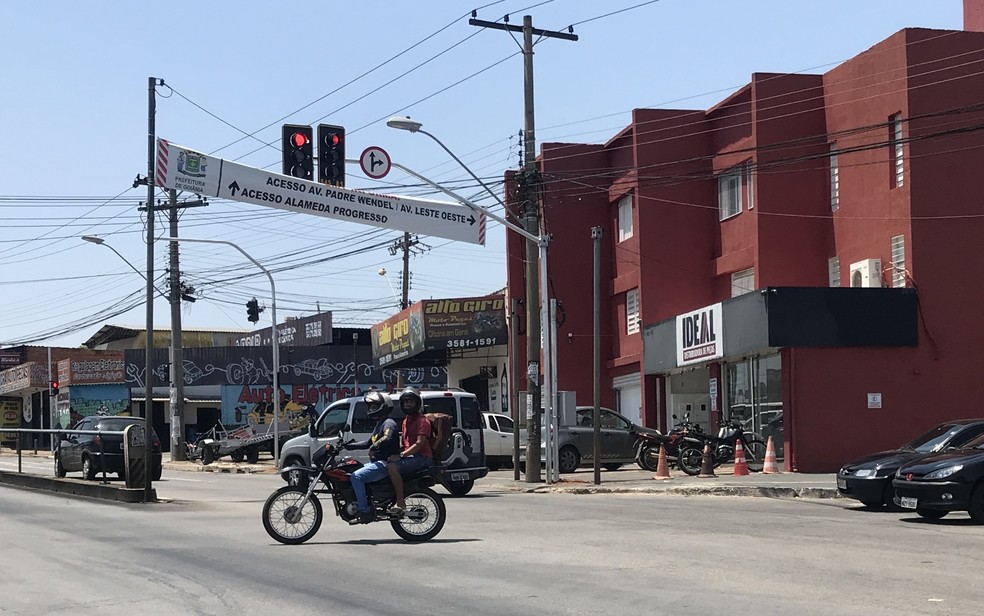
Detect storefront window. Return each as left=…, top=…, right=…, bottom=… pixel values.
left=726, top=354, right=783, bottom=458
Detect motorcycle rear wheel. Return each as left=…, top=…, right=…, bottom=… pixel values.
left=638, top=445, right=660, bottom=472
left=391, top=487, right=446, bottom=543
left=677, top=447, right=704, bottom=476
left=262, top=486, right=323, bottom=545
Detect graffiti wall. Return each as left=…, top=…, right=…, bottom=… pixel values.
left=68, top=384, right=131, bottom=422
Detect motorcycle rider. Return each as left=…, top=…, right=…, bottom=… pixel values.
left=392, top=387, right=433, bottom=510
left=347, top=389, right=401, bottom=524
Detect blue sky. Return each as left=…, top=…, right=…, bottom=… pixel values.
left=0, top=1, right=963, bottom=349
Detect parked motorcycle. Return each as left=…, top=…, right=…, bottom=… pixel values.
left=261, top=430, right=447, bottom=544
left=675, top=418, right=767, bottom=476
left=635, top=415, right=704, bottom=472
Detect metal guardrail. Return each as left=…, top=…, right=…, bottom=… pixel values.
left=0, top=427, right=126, bottom=483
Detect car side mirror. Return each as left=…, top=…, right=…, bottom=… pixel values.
left=342, top=423, right=351, bottom=433
left=672, top=414, right=678, bottom=420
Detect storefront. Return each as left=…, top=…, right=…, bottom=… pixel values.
left=644, top=287, right=918, bottom=471
left=371, top=293, right=508, bottom=411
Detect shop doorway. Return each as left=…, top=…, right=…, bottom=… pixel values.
left=726, top=354, right=783, bottom=458
left=665, top=368, right=711, bottom=431
left=460, top=375, right=489, bottom=413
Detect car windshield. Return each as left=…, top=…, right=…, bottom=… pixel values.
left=961, top=433, right=984, bottom=450
left=904, top=424, right=961, bottom=452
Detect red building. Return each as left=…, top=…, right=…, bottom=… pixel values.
left=506, top=6, right=984, bottom=472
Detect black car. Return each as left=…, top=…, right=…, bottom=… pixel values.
left=837, top=419, right=984, bottom=508
left=893, top=433, right=984, bottom=522
left=56, top=416, right=163, bottom=481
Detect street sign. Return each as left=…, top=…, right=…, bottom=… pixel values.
left=157, top=139, right=485, bottom=245
left=360, top=146, right=391, bottom=179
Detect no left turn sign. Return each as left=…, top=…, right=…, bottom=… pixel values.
left=360, top=146, right=391, bottom=179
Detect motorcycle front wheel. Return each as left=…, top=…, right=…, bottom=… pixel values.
left=677, top=447, right=705, bottom=476
left=391, top=487, right=446, bottom=543
left=262, top=486, right=323, bottom=545
left=743, top=438, right=767, bottom=472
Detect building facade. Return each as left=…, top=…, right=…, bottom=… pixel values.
left=506, top=17, right=984, bottom=471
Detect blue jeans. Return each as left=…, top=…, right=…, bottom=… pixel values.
left=350, top=460, right=389, bottom=513
left=393, top=454, right=431, bottom=476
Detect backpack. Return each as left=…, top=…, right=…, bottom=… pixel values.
left=424, top=412, right=454, bottom=460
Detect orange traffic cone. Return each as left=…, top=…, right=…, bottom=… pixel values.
left=733, top=439, right=750, bottom=476
left=653, top=444, right=672, bottom=480
left=762, top=436, right=781, bottom=474
left=697, top=442, right=717, bottom=478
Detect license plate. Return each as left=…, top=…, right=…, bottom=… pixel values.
left=900, top=496, right=918, bottom=509
left=837, top=478, right=847, bottom=490
left=450, top=472, right=470, bottom=482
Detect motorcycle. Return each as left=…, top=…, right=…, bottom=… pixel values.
left=261, top=430, right=447, bottom=544
left=635, top=415, right=704, bottom=472
left=675, top=418, right=766, bottom=476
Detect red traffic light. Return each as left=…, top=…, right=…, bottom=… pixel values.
left=291, top=132, right=310, bottom=148
left=329, top=134, right=340, bottom=146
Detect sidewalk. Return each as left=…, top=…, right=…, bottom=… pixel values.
left=159, top=455, right=842, bottom=499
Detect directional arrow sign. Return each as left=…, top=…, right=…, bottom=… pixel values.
left=156, top=139, right=486, bottom=245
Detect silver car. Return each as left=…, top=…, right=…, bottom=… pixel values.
left=523, top=406, right=660, bottom=474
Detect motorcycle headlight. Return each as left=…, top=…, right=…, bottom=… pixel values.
left=924, top=465, right=963, bottom=480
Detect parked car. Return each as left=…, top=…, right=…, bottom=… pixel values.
left=837, top=419, right=984, bottom=508
left=522, top=406, right=661, bottom=474
left=278, top=388, right=488, bottom=496
left=893, top=432, right=984, bottom=522
left=56, top=416, right=163, bottom=481
left=482, top=412, right=527, bottom=470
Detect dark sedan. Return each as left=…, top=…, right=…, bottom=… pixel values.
left=837, top=419, right=984, bottom=508
left=892, top=434, right=984, bottom=522
left=56, top=415, right=162, bottom=481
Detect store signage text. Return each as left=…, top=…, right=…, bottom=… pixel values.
left=676, top=302, right=724, bottom=366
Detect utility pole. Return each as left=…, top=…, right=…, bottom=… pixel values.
left=167, top=189, right=185, bottom=461
left=389, top=232, right=423, bottom=388
left=143, top=76, right=158, bottom=502
left=470, top=13, right=577, bottom=483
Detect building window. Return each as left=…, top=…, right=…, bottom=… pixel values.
left=830, top=145, right=839, bottom=211
left=731, top=268, right=754, bottom=297
left=828, top=256, right=841, bottom=287
left=626, top=288, right=640, bottom=335
left=718, top=162, right=753, bottom=220
left=890, top=113, right=904, bottom=188
left=617, top=194, right=633, bottom=242
left=891, top=235, right=906, bottom=288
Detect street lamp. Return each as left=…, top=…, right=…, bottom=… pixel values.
left=385, top=117, right=558, bottom=483
left=166, top=237, right=282, bottom=464
left=81, top=234, right=156, bottom=500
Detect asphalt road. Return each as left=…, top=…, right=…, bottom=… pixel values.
left=1, top=469, right=983, bottom=615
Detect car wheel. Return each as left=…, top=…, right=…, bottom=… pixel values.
left=558, top=446, right=580, bottom=474
left=968, top=482, right=984, bottom=524
left=445, top=478, right=474, bottom=497
left=246, top=447, right=260, bottom=464
left=152, top=466, right=162, bottom=481
left=54, top=455, right=67, bottom=478
left=603, top=463, right=622, bottom=471
left=916, top=508, right=947, bottom=520
left=282, top=457, right=310, bottom=489
left=201, top=446, right=215, bottom=465
left=81, top=455, right=97, bottom=480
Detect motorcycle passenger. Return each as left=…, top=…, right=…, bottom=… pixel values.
left=347, top=390, right=401, bottom=524
left=392, top=387, right=433, bottom=513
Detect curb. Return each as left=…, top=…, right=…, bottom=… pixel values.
left=482, top=482, right=841, bottom=499
left=161, top=462, right=274, bottom=475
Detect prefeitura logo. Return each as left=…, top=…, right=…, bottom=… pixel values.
left=177, top=150, right=207, bottom=178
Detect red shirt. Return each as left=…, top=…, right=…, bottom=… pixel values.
left=402, top=414, right=433, bottom=458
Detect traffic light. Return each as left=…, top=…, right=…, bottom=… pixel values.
left=51, top=381, right=59, bottom=395
left=246, top=298, right=261, bottom=323
left=318, top=124, right=345, bottom=187
left=282, top=124, right=314, bottom=180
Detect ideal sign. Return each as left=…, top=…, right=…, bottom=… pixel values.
left=676, top=302, right=724, bottom=366
left=157, top=140, right=485, bottom=245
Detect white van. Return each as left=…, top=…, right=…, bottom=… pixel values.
left=278, top=388, right=488, bottom=496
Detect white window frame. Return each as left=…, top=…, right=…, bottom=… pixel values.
left=828, top=256, right=841, bottom=287
left=626, top=288, right=640, bottom=335
left=617, top=194, right=633, bottom=242
left=891, top=235, right=906, bottom=288
left=718, top=162, right=753, bottom=220
left=731, top=268, right=755, bottom=298
left=890, top=113, right=904, bottom=188
left=830, top=145, right=839, bottom=211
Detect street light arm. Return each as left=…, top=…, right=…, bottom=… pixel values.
left=390, top=161, right=542, bottom=245
left=415, top=128, right=509, bottom=213
left=81, top=236, right=170, bottom=300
